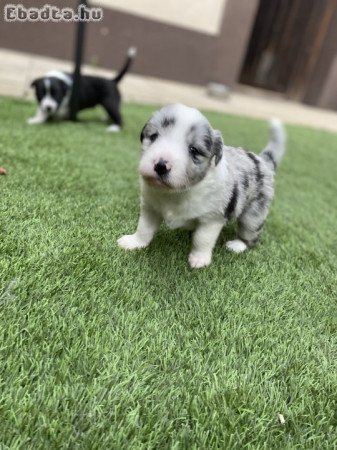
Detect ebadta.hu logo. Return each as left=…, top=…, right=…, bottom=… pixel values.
left=4, top=3, right=103, bottom=22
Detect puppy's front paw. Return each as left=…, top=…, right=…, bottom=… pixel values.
left=117, top=234, right=148, bottom=250
left=188, top=251, right=212, bottom=269
left=106, top=124, right=121, bottom=133
left=27, top=116, right=45, bottom=125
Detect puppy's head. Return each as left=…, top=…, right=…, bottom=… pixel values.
left=139, top=104, right=223, bottom=191
left=30, top=77, right=68, bottom=116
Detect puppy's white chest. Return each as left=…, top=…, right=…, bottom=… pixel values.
left=161, top=202, right=198, bottom=230
left=55, top=105, right=69, bottom=119
left=163, top=208, right=188, bottom=229
left=163, top=208, right=175, bottom=226
left=144, top=180, right=219, bottom=230
left=55, top=95, right=71, bottom=119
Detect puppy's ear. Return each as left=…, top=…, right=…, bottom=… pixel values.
left=30, top=78, right=42, bottom=89
left=212, top=130, right=223, bottom=165
left=60, top=80, right=69, bottom=96
left=140, top=123, right=148, bottom=142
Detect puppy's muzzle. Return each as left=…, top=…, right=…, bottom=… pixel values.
left=154, top=159, right=171, bottom=176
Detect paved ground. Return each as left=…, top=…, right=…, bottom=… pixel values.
left=1, top=47, right=336, bottom=132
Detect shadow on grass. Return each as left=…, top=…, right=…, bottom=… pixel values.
left=125, top=223, right=240, bottom=279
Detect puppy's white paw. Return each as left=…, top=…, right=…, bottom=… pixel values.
left=27, top=117, right=43, bottom=125
left=117, top=234, right=148, bottom=250
left=225, top=239, right=247, bottom=253
left=106, top=124, right=121, bottom=133
left=188, top=251, right=212, bottom=269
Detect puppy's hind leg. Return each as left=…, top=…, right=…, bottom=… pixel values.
left=118, top=205, right=162, bottom=250
left=189, top=220, right=224, bottom=268
left=226, top=201, right=270, bottom=253
left=27, top=107, right=48, bottom=125
left=103, top=98, right=122, bottom=132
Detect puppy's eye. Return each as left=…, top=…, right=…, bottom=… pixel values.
left=149, top=133, right=158, bottom=143
left=189, top=145, right=202, bottom=157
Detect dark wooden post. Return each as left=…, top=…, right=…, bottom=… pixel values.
left=69, top=0, right=87, bottom=121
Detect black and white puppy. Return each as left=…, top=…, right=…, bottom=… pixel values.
left=28, top=47, right=136, bottom=131
left=118, top=104, right=286, bottom=268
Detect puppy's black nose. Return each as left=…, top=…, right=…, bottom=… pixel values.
left=154, top=159, right=170, bottom=176
left=46, top=106, right=52, bottom=113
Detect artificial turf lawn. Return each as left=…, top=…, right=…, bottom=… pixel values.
left=0, top=96, right=336, bottom=449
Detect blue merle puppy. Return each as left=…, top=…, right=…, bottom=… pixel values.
left=118, top=104, right=286, bottom=268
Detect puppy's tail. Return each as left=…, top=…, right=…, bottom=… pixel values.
left=113, top=47, right=137, bottom=84
left=260, top=118, right=286, bottom=171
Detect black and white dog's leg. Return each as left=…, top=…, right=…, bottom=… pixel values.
left=118, top=205, right=162, bottom=250
left=189, top=220, right=224, bottom=268
left=27, top=107, right=48, bottom=125
left=226, top=201, right=270, bottom=253
left=103, top=98, right=122, bottom=132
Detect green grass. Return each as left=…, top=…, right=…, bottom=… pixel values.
left=0, top=96, right=336, bottom=449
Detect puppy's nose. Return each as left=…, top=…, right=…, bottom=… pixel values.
left=46, top=106, right=52, bottom=113
left=154, top=159, right=170, bottom=176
